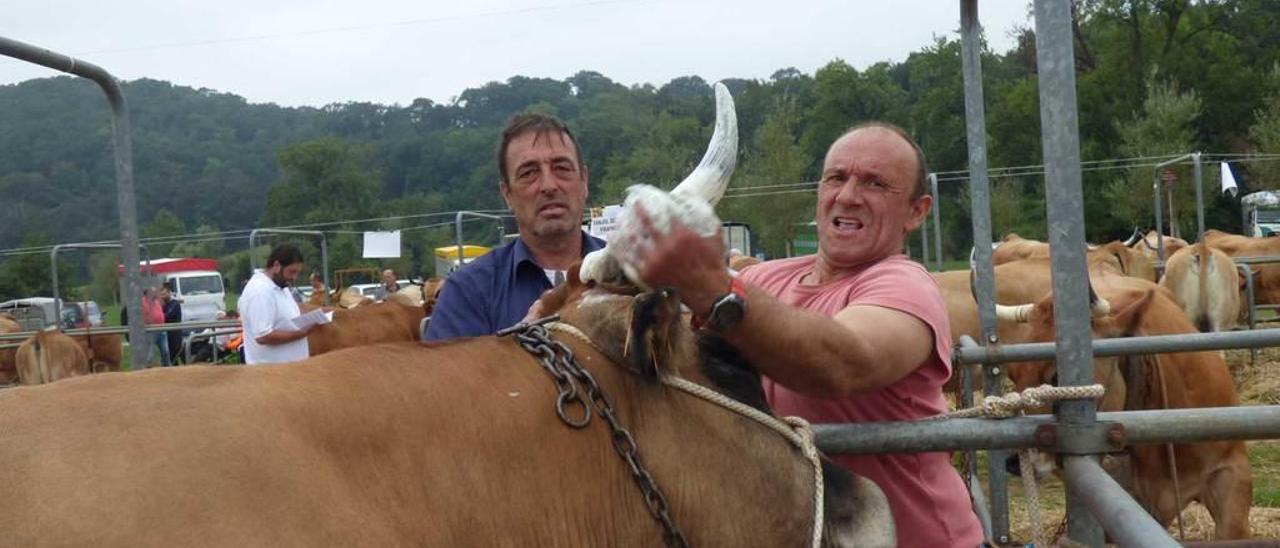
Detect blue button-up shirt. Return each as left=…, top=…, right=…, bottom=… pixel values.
left=424, top=232, right=606, bottom=341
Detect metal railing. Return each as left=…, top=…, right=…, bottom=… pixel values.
left=182, top=328, right=242, bottom=364
left=0, top=35, right=147, bottom=369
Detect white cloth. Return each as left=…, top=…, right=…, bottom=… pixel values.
left=238, top=271, right=309, bottom=365
left=1221, top=161, right=1239, bottom=197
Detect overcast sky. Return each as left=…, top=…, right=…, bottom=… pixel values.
left=2, top=0, right=1032, bottom=108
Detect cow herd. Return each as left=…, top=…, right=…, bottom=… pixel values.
left=0, top=278, right=444, bottom=387
left=930, top=227, right=1280, bottom=539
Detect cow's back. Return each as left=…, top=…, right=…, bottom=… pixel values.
left=307, top=301, right=423, bottom=356
left=0, top=338, right=827, bottom=547
left=0, top=314, right=20, bottom=384
left=15, top=330, right=89, bottom=385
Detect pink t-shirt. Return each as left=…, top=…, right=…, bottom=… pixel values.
left=744, top=254, right=983, bottom=548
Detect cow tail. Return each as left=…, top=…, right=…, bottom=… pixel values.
left=1196, top=241, right=1211, bottom=333
left=35, top=334, right=49, bottom=385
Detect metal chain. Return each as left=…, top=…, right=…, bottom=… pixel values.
left=509, top=323, right=690, bottom=548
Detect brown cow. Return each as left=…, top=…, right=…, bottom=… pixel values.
left=15, top=329, right=90, bottom=385
left=1203, top=228, right=1280, bottom=306
left=1000, top=274, right=1252, bottom=539
left=1134, top=229, right=1189, bottom=261
left=992, top=233, right=1050, bottom=264
left=991, top=235, right=1156, bottom=281
left=68, top=332, right=124, bottom=373
left=0, top=274, right=893, bottom=547
left=1160, top=242, right=1240, bottom=332
left=0, top=313, right=20, bottom=384
left=306, top=300, right=426, bottom=356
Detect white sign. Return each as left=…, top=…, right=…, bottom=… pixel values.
left=362, top=230, right=401, bottom=258
left=588, top=205, right=624, bottom=241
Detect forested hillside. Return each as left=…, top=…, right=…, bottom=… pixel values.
left=4, top=0, right=1280, bottom=300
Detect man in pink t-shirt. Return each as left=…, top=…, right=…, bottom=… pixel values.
left=627, top=123, right=984, bottom=547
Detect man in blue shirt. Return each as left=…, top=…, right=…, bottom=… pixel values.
left=425, top=113, right=605, bottom=340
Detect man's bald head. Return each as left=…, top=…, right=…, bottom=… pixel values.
left=832, top=122, right=929, bottom=202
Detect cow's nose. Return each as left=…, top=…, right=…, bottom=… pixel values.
left=1004, top=454, right=1022, bottom=477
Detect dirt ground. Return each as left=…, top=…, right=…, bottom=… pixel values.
left=990, top=346, right=1280, bottom=543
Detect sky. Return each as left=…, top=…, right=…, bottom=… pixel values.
left=1, top=0, right=1032, bottom=108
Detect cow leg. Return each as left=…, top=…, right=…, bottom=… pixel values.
left=1201, top=455, right=1253, bottom=539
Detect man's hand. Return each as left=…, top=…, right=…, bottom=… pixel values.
left=521, top=298, right=546, bottom=323
left=627, top=204, right=732, bottom=317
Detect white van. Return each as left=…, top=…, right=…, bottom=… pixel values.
left=165, top=270, right=226, bottom=322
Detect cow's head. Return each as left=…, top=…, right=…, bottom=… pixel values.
left=997, top=281, right=1163, bottom=478
left=534, top=268, right=893, bottom=547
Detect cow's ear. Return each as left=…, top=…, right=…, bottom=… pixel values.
left=623, top=288, right=682, bottom=379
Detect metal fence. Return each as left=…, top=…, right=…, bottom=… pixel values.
left=0, top=36, right=149, bottom=369
left=810, top=1, right=1280, bottom=546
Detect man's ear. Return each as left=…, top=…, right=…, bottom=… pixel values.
left=906, top=194, right=932, bottom=232
left=499, top=180, right=513, bottom=209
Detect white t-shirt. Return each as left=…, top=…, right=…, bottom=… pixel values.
left=238, top=270, right=309, bottom=365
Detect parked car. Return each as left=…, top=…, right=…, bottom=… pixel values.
left=59, top=301, right=103, bottom=329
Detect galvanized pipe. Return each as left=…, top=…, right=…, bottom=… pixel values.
left=1063, top=456, right=1180, bottom=547
left=813, top=405, right=1280, bottom=454
left=1033, top=0, right=1102, bottom=543
left=1194, top=151, right=1205, bottom=241
left=955, top=327, right=1280, bottom=365
left=959, top=1, right=1009, bottom=540
left=0, top=320, right=241, bottom=341
left=453, top=212, right=506, bottom=274
left=1152, top=153, right=1197, bottom=262
left=0, top=35, right=148, bottom=370
left=930, top=172, right=943, bottom=271
left=248, top=228, right=329, bottom=306
left=50, top=243, right=149, bottom=330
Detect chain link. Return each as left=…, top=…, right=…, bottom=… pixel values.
left=511, top=323, right=689, bottom=548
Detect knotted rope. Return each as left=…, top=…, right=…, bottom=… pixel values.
left=931, top=383, right=1106, bottom=420
left=928, top=382, right=1106, bottom=546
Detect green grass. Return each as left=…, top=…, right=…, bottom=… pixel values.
left=1249, top=442, right=1280, bottom=507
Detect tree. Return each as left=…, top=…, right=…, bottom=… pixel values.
left=143, top=209, right=186, bottom=258
left=1102, top=78, right=1201, bottom=237
left=260, top=137, right=382, bottom=226
left=1248, top=69, right=1280, bottom=189
left=721, top=98, right=815, bottom=258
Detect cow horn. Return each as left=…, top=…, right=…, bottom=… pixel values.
left=995, top=303, right=1034, bottom=323
left=1122, top=227, right=1143, bottom=247
left=670, top=82, right=738, bottom=207
left=1088, top=280, right=1112, bottom=317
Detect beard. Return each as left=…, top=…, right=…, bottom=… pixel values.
left=271, top=271, right=290, bottom=288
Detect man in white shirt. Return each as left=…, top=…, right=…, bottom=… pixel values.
left=237, top=244, right=316, bottom=365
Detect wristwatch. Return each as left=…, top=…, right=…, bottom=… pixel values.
left=694, top=277, right=748, bottom=332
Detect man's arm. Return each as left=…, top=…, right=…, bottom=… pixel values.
left=635, top=223, right=933, bottom=399
left=720, top=288, right=933, bottom=397
left=423, top=276, right=491, bottom=341
left=241, top=292, right=314, bottom=347
left=255, top=326, right=312, bottom=345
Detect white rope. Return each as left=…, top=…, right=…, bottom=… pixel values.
left=546, top=322, right=825, bottom=548
left=928, top=383, right=1106, bottom=546
left=1018, top=448, right=1046, bottom=548
left=931, top=383, right=1107, bottom=420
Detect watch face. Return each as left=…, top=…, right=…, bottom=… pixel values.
left=709, top=294, right=746, bottom=331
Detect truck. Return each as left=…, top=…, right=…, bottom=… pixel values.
left=119, top=258, right=226, bottom=322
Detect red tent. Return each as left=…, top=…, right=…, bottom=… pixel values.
left=116, top=258, right=219, bottom=275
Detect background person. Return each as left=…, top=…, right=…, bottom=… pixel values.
left=141, top=287, right=170, bottom=367
left=160, top=283, right=183, bottom=364
left=237, top=244, right=316, bottom=365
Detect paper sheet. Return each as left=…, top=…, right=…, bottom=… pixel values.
left=275, top=308, right=333, bottom=332
left=363, top=230, right=402, bottom=258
